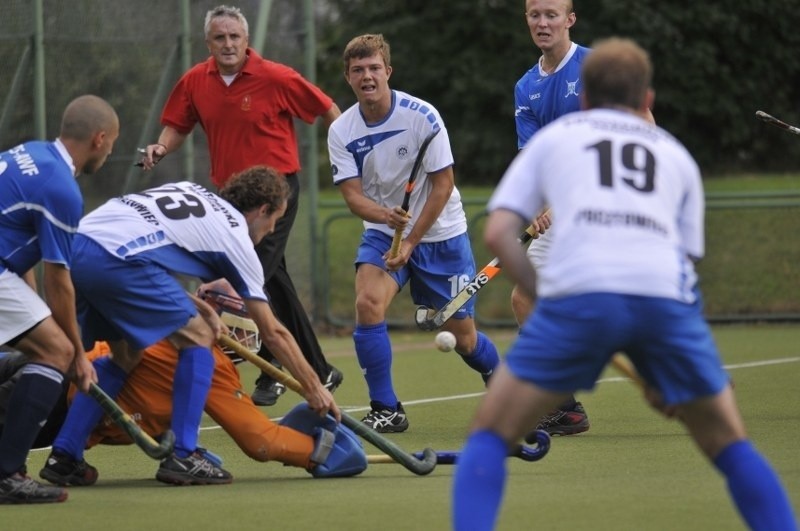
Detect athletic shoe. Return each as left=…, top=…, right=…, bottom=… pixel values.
left=0, top=472, right=68, bottom=504
left=528, top=402, right=590, bottom=438
left=155, top=451, right=233, bottom=486
left=361, top=401, right=409, bottom=433
left=251, top=372, right=286, bottom=406
left=323, top=366, right=344, bottom=392
left=39, top=450, right=99, bottom=486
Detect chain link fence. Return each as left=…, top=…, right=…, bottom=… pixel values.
left=1, top=0, right=321, bottom=314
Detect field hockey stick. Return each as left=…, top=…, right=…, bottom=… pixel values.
left=414, top=221, right=542, bottom=331
left=199, top=289, right=247, bottom=316
left=217, top=334, right=438, bottom=476
left=366, top=429, right=550, bottom=465
left=389, top=128, right=442, bottom=258
left=755, top=110, right=800, bottom=136
left=610, top=354, right=644, bottom=389
left=87, top=382, right=175, bottom=459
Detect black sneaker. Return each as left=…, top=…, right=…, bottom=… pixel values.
left=323, top=366, right=344, bottom=392
left=0, top=472, right=68, bottom=504
left=528, top=402, right=590, bottom=438
left=155, top=451, right=233, bottom=486
left=361, top=401, right=409, bottom=433
left=251, top=372, right=286, bottom=406
left=39, top=450, right=99, bottom=486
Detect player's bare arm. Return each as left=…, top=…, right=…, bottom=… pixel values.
left=338, top=179, right=398, bottom=226
left=42, top=262, right=97, bottom=391
left=321, top=103, right=342, bottom=128
left=188, top=292, right=227, bottom=339
left=245, top=298, right=341, bottom=421
left=383, top=167, right=454, bottom=271
left=139, top=126, right=188, bottom=170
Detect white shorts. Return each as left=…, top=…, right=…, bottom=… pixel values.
left=526, top=230, right=552, bottom=270
left=0, top=270, right=51, bottom=345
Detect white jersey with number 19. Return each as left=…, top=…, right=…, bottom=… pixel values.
left=488, top=108, right=704, bottom=303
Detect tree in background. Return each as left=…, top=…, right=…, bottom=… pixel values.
left=317, top=0, right=800, bottom=181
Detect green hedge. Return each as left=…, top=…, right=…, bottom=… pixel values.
left=318, top=0, right=800, bottom=181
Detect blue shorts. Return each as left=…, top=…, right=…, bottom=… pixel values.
left=507, top=292, right=729, bottom=406
left=355, top=230, right=477, bottom=319
left=71, top=234, right=197, bottom=351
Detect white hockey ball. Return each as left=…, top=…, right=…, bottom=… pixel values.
left=435, top=331, right=457, bottom=352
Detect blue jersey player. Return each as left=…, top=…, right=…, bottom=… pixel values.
left=0, top=95, right=119, bottom=504
left=510, top=0, right=593, bottom=437
left=453, top=37, right=796, bottom=531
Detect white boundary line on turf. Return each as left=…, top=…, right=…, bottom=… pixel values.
left=724, top=357, right=800, bottom=370
left=32, top=355, right=800, bottom=442
left=197, top=355, right=800, bottom=431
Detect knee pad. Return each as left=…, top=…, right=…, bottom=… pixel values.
left=280, top=402, right=367, bottom=478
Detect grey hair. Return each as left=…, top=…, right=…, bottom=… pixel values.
left=204, top=5, right=249, bottom=37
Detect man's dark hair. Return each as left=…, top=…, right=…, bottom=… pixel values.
left=219, top=165, right=290, bottom=215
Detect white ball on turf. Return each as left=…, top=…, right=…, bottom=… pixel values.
left=435, top=331, right=457, bottom=352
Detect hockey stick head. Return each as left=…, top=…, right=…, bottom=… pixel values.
left=87, top=383, right=175, bottom=460
left=755, top=110, right=800, bottom=136
left=517, top=429, right=550, bottom=461
left=340, top=414, right=437, bottom=475
left=414, top=305, right=438, bottom=331
left=146, top=430, right=176, bottom=460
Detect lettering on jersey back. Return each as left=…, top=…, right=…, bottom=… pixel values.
left=8, top=145, right=39, bottom=176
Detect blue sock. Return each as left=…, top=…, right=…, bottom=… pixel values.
left=353, top=322, right=397, bottom=409
left=452, top=430, right=508, bottom=531
left=171, top=346, right=214, bottom=458
left=0, top=364, right=64, bottom=476
left=53, top=357, right=127, bottom=461
left=713, top=439, right=797, bottom=530
left=459, top=331, right=500, bottom=383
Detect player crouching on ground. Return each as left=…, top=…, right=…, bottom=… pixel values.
left=0, top=342, right=366, bottom=485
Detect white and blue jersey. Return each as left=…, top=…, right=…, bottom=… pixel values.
left=492, top=108, right=727, bottom=403
left=328, top=89, right=467, bottom=242
left=74, top=181, right=267, bottom=350
left=491, top=108, right=703, bottom=303
left=0, top=140, right=81, bottom=275
left=78, top=182, right=266, bottom=301
left=514, top=43, right=591, bottom=148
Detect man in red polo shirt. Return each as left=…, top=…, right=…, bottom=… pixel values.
left=139, top=4, right=342, bottom=406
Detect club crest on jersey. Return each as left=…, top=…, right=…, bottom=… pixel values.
left=397, top=145, right=409, bottom=159
left=241, top=95, right=252, bottom=111
left=565, top=79, right=579, bottom=98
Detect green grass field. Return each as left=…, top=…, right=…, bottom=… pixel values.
left=8, top=324, right=800, bottom=530
left=313, top=174, right=800, bottom=327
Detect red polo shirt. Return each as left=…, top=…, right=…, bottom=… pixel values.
left=161, top=48, right=334, bottom=188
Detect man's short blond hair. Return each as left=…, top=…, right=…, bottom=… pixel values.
left=342, top=34, right=391, bottom=72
